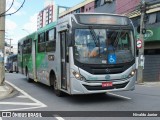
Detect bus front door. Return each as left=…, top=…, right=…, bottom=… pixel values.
left=60, top=31, right=68, bottom=90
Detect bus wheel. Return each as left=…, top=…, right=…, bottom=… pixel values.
left=26, top=69, right=33, bottom=83
left=53, top=77, right=64, bottom=97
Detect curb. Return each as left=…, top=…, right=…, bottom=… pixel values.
left=136, top=81, right=160, bottom=86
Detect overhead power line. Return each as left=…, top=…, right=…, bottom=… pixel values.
left=0, top=0, right=14, bottom=16
left=124, top=0, right=160, bottom=18
left=111, top=0, right=133, bottom=14
left=0, top=0, right=26, bottom=17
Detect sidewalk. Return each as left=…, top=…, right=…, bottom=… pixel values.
left=0, top=83, right=14, bottom=100
left=143, top=81, right=160, bottom=86
left=136, top=81, right=160, bottom=86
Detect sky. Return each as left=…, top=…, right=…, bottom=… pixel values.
left=5, top=0, right=84, bottom=48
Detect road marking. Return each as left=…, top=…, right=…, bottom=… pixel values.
left=0, top=102, right=40, bottom=106
left=1, top=106, right=46, bottom=111
left=54, top=115, right=65, bottom=120
left=108, top=92, right=131, bottom=100
left=5, top=81, right=47, bottom=107
left=0, top=81, right=47, bottom=111
left=17, top=95, right=28, bottom=98
left=0, top=117, right=2, bottom=120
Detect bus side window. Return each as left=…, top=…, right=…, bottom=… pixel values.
left=23, top=39, right=32, bottom=54
left=38, top=32, right=46, bottom=52
left=23, top=40, right=27, bottom=54
left=18, top=43, right=21, bottom=54
left=46, top=28, right=56, bottom=52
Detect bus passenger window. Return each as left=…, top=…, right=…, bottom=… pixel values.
left=38, top=33, right=46, bottom=52
left=23, top=39, right=32, bottom=54
left=46, top=28, right=56, bottom=52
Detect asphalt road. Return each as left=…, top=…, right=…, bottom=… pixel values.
left=1, top=73, right=160, bottom=120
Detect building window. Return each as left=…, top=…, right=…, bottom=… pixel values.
left=95, top=0, right=101, bottom=8
left=131, top=16, right=140, bottom=27
left=100, top=0, right=105, bottom=6
left=76, top=8, right=80, bottom=13
left=81, top=7, right=84, bottom=12
left=156, top=12, right=160, bottom=23
left=148, top=13, right=156, bottom=24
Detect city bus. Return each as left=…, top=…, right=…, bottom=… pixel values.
left=17, top=32, right=37, bottom=79
left=6, top=54, right=18, bottom=73
left=18, top=13, right=136, bottom=96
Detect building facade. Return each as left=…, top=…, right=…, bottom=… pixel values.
left=59, top=0, right=95, bottom=17
left=37, top=3, right=69, bottom=29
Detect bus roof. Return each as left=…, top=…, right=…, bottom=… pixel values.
left=18, top=31, right=37, bottom=43
left=37, top=22, right=57, bottom=33
left=73, top=13, right=127, bottom=17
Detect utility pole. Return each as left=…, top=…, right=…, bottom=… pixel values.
left=0, top=0, right=6, bottom=85
left=137, top=0, right=146, bottom=83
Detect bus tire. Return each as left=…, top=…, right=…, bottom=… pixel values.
left=54, top=80, right=64, bottom=97
left=26, top=68, right=33, bottom=83
left=50, top=72, right=64, bottom=97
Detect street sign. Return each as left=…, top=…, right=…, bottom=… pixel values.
left=137, top=40, right=142, bottom=49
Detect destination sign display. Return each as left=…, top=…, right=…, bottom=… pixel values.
left=75, top=14, right=129, bottom=25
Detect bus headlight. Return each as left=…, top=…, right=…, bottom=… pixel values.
left=128, top=70, right=136, bottom=78
left=72, top=71, right=86, bottom=81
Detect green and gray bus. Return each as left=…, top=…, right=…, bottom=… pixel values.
left=18, top=13, right=136, bottom=96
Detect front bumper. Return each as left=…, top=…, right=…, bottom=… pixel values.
left=70, top=73, right=136, bottom=94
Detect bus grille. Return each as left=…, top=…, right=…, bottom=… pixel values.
left=83, top=82, right=129, bottom=91
left=91, top=66, right=124, bottom=74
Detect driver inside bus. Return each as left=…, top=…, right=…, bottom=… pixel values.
left=89, top=36, right=114, bottom=57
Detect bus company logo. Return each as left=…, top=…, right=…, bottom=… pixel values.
left=105, top=69, right=110, bottom=73
left=105, top=75, right=110, bottom=80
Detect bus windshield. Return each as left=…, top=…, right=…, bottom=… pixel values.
left=74, top=29, right=134, bottom=65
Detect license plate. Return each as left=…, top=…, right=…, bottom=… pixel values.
left=102, top=82, right=113, bottom=87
